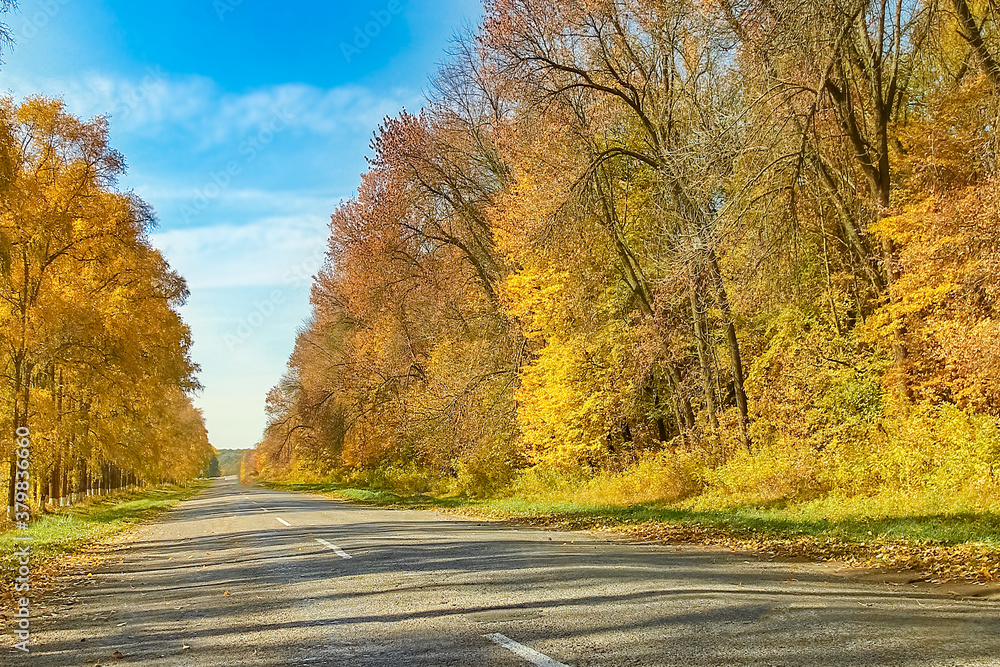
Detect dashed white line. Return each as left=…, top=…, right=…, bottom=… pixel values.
left=275, top=517, right=291, bottom=526
left=485, top=633, right=568, bottom=667
left=241, top=494, right=271, bottom=512
left=316, top=538, right=352, bottom=559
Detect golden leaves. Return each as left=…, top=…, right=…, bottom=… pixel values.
left=0, top=97, right=211, bottom=489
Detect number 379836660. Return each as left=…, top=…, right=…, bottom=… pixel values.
left=14, top=426, right=30, bottom=523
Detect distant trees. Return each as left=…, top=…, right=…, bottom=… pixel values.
left=215, top=449, right=246, bottom=476
left=258, top=0, right=1000, bottom=501
left=205, top=455, right=220, bottom=478
left=0, top=97, right=213, bottom=519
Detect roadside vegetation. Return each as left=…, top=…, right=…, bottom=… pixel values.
left=0, top=97, right=214, bottom=518
left=203, top=450, right=250, bottom=478
left=251, top=0, right=1000, bottom=582
left=260, top=474, right=1000, bottom=583
left=0, top=481, right=208, bottom=586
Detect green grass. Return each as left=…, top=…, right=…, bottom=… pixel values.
left=258, top=479, right=1000, bottom=549
left=0, top=481, right=209, bottom=584
left=482, top=498, right=1000, bottom=546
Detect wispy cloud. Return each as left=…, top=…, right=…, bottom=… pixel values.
left=151, top=212, right=330, bottom=290
left=2, top=71, right=419, bottom=147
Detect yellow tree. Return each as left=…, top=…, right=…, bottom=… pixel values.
left=0, top=96, right=207, bottom=515
left=484, top=0, right=755, bottom=445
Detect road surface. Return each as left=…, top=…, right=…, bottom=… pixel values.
left=12, top=479, right=1000, bottom=665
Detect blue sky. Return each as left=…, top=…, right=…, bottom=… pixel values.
left=2, top=0, right=484, bottom=450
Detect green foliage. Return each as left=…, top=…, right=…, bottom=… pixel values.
left=215, top=449, right=247, bottom=477
left=204, top=455, right=220, bottom=478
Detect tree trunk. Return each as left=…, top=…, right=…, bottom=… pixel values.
left=689, top=279, right=719, bottom=431
left=950, top=0, right=1000, bottom=85
left=666, top=364, right=696, bottom=432
left=61, top=462, right=69, bottom=506
left=707, top=253, right=751, bottom=450
left=8, top=356, right=29, bottom=520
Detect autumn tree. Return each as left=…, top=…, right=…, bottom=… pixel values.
left=261, top=0, right=1000, bottom=506
left=482, top=0, right=758, bottom=449
left=0, top=97, right=211, bottom=517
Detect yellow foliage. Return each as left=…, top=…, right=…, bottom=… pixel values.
left=512, top=450, right=707, bottom=505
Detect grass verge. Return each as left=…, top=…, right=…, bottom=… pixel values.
left=0, top=481, right=209, bottom=587
left=258, top=480, right=1000, bottom=584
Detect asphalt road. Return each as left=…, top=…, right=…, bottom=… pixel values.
left=11, top=478, right=1000, bottom=666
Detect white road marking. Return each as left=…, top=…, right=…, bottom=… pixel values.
left=316, top=538, right=352, bottom=559
left=485, top=633, right=569, bottom=667
left=276, top=517, right=291, bottom=526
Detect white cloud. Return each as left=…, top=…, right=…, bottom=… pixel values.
left=2, top=71, right=420, bottom=147
left=151, top=214, right=330, bottom=290
left=134, top=184, right=347, bottom=211
left=0, top=70, right=416, bottom=451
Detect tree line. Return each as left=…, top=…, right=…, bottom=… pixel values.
left=1, top=97, right=213, bottom=519
left=258, top=0, right=1000, bottom=501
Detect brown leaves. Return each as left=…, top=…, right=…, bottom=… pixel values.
left=458, top=507, right=1000, bottom=584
